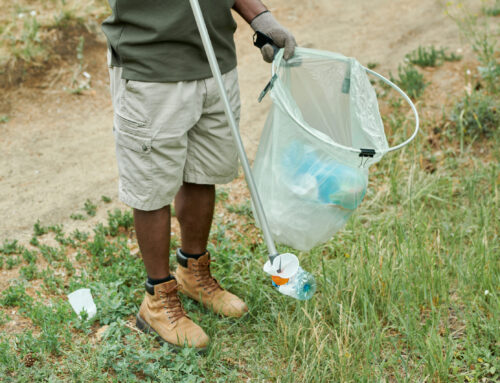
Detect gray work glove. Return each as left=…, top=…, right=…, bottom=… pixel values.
left=251, top=11, right=297, bottom=63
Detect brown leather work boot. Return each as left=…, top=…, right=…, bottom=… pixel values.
left=174, top=250, right=248, bottom=318
left=136, top=278, right=209, bottom=351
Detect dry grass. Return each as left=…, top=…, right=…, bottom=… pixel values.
left=0, top=0, right=109, bottom=86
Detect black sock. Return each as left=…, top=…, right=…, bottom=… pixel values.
left=147, top=274, right=174, bottom=285
left=180, top=249, right=206, bottom=260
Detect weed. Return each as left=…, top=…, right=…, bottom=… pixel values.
left=12, top=14, right=47, bottom=63
left=216, top=187, right=229, bottom=202
left=0, top=283, right=33, bottom=307
left=446, top=1, right=500, bottom=93
left=19, top=263, right=39, bottom=281
left=5, top=256, right=22, bottom=270
left=0, top=115, right=9, bottom=123
left=101, top=195, right=112, bottom=203
left=451, top=90, right=500, bottom=140
left=70, top=212, right=86, bottom=220
left=0, top=311, right=11, bottom=326
left=22, top=249, right=37, bottom=264
left=405, top=45, right=461, bottom=67
left=26, top=300, right=73, bottom=355
left=106, top=208, right=133, bottom=236
left=0, top=239, right=20, bottom=254
left=29, top=236, right=40, bottom=247
left=367, top=62, right=378, bottom=69
left=48, top=223, right=64, bottom=235
left=63, top=259, right=75, bottom=275
left=84, top=198, right=97, bottom=216
left=91, top=281, right=138, bottom=324
left=390, top=63, right=428, bottom=99
left=407, top=45, right=440, bottom=67
left=33, top=219, right=48, bottom=236
left=39, top=244, right=64, bottom=264
left=67, top=36, right=91, bottom=95
left=41, top=269, right=65, bottom=294
left=72, top=229, right=89, bottom=242
left=483, top=0, right=500, bottom=16
left=225, top=201, right=253, bottom=217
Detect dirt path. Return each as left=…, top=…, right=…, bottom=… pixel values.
left=0, top=0, right=465, bottom=243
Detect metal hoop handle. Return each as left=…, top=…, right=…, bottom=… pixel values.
left=271, top=48, right=419, bottom=154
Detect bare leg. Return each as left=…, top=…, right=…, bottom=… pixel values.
left=133, top=206, right=171, bottom=279
left=175, top=182, right=215, bottom=254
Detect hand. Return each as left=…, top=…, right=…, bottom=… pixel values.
left=251, top=11, right=297, bottom=63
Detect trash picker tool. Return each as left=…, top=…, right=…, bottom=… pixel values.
left=189, top=0, right=315, bottom=300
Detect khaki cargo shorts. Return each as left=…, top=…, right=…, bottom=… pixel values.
left=108, top=62, right=240, bottom=211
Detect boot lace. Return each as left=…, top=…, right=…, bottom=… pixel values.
left=159, top=284, right=186, bottom=324
left=193, top=259, right=221, bottom=295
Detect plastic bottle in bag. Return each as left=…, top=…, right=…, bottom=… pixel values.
left=282, top=141, right=367, bottom=210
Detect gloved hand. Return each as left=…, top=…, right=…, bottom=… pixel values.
left=251, top=11, right=297, bottom=63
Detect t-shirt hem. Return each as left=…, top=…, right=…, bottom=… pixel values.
left=118, top=62, right=237, bottom=83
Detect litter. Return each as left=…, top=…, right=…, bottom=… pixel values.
left=263, top=253, right=316, bottom=300
left=253, top=47, right=419, bottom=250
left=67, top=288, right=97, bottom=319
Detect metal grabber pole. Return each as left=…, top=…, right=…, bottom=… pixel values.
left=189, top=0, right=279, bottom=263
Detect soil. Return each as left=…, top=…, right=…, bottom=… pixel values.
left=0, top=0, right=469, bottom=243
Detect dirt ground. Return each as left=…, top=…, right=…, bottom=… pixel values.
left=0, top=0, right=467, bottom=243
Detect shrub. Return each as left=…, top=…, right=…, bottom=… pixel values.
left=0, top=240, right=20, bottom=255
left=451, top=90, right=500, bottom=138
left=391, top=63, right=428, bottom=99
left=0, top=283, right=33, bottom=307
left=405, top=45, right=461, bottom=67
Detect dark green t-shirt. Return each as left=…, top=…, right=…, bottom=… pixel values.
left=102, top=0, right=237, bottom=82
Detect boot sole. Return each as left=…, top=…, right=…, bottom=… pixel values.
left=135, top=314, right=207, bottom=354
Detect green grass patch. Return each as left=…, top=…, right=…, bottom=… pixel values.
left=391, top=63, right=428, bottom=99
left=405, top=45, right=462, bottom=67
left=483, top=0, right=500, bottom=16
left=0, top=130, right=498, bottom=381
left=451, top=90, right=500, bottom=140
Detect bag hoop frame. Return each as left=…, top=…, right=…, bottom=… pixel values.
left=271, top=48, right=420, bottom=155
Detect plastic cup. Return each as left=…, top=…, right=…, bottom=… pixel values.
left=67, top=288, right=97, bottom=319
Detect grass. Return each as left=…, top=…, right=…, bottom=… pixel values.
left=446, top=0, right=500, bottom=151
left=483, top=0, right=500, bottom=16
left=405, top=45, right=462, bottom=68
left=0, top=126, right=498, bottom=381
left=0, top=1, right=499, bottom=381
left=446, top=0, right=500, bottom=94
left=451, top=90, right=500, bottom=139
left=390, top=63, right=428, bottom=99
left=0, top=0, right=109, bottom=85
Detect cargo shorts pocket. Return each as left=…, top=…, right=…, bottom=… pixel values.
left=114, top=115, right=153, bottom=204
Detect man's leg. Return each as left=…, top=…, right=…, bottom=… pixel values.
left=134, top=205, right=210, bottom=349
left=174, top=182, right=215, bottom=254
left=174, top=181, right=248, bottom=317
left=133, top=206, right=171, bottom=280
left=173, top=68, right=247, bottom=317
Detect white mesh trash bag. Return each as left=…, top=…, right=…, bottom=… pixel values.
left=252, top=48, right=390, bottom=251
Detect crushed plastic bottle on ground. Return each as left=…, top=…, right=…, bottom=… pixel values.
left=274, top=266, right=316, bottom=300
